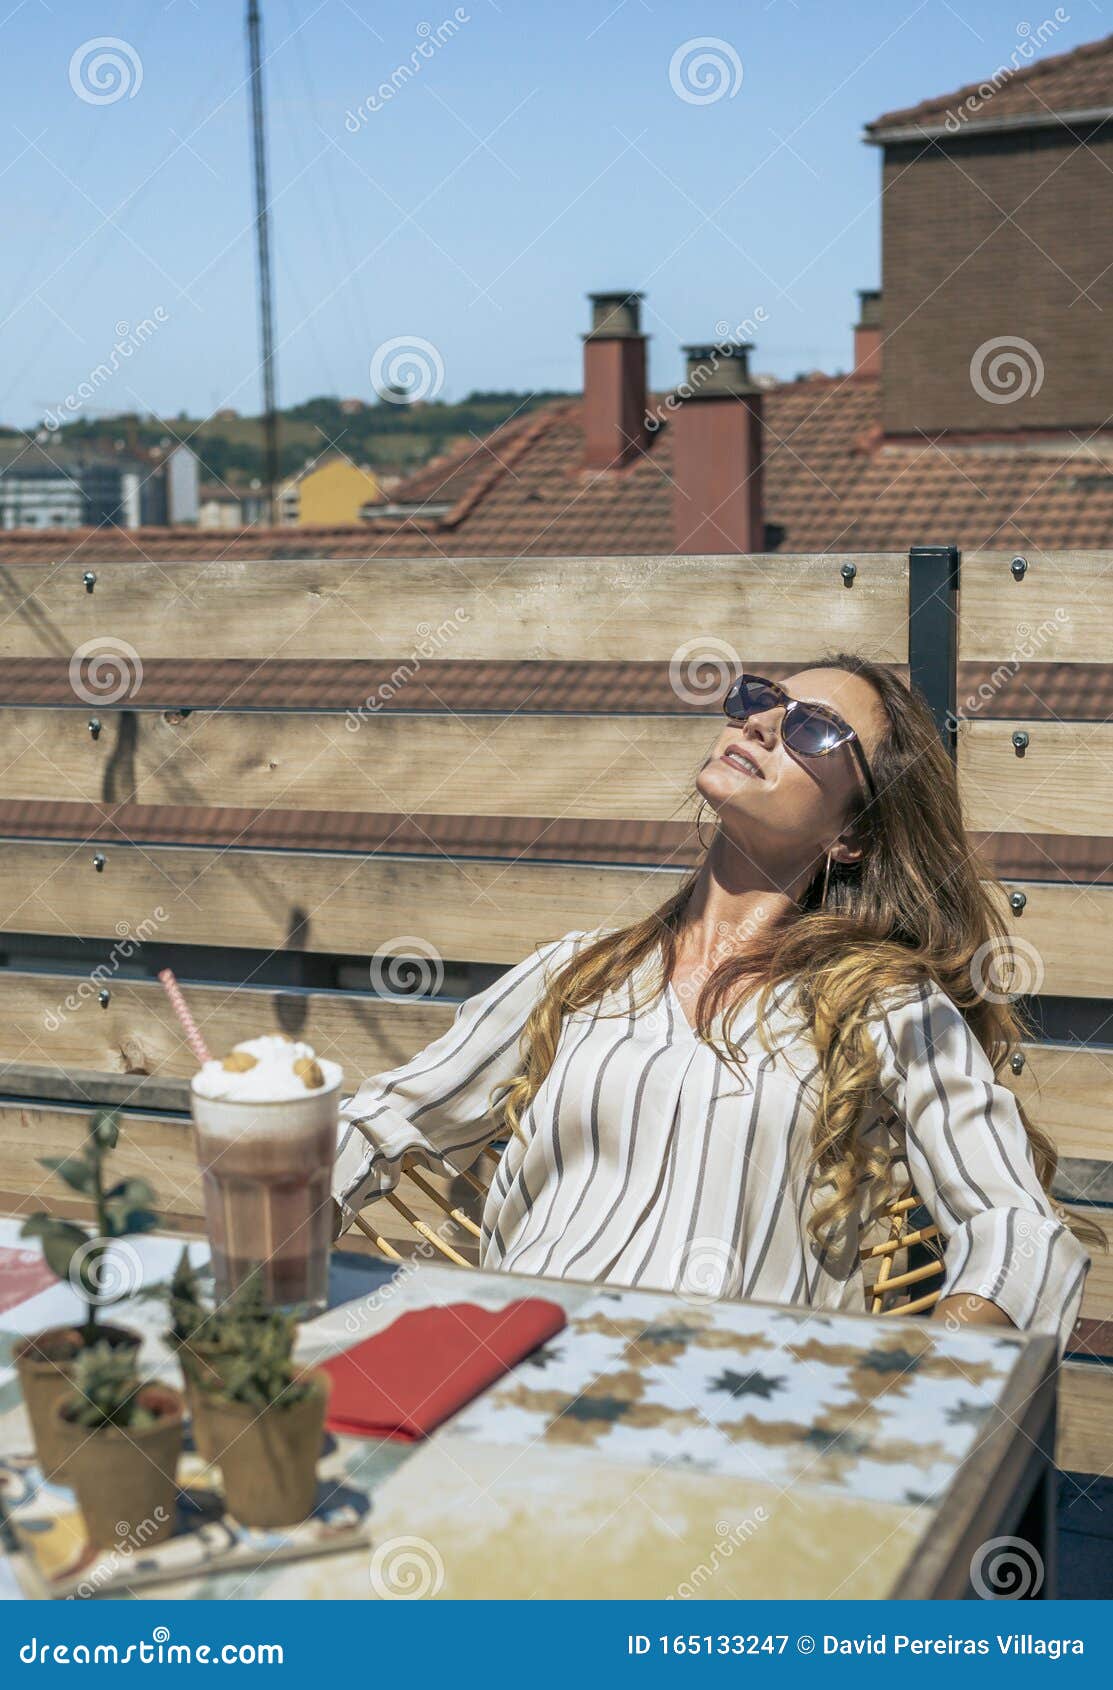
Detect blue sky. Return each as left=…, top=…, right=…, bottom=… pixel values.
left=3, top=0, right=1109, bottom=426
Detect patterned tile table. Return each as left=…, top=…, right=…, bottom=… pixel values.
left=0, top=1225, right=1058, bottom=1600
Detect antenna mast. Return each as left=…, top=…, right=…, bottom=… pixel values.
left=246, top=0, right=279, bottom=524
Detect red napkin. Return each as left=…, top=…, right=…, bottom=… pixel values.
left=320, top=1297, right=567, bottom=1441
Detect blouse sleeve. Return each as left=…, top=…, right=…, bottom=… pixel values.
left=330, top=931, right=588, bottom=1228
left=869, top=981, right=1090, bottom=1359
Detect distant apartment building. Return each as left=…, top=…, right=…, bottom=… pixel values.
left=277, top=454, right=384, bottom=527
left=0, top=439, right=200, bottom=531
left=198, top=483, right=271, bottom=530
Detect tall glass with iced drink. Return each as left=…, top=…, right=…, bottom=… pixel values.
left=190, top=1036, right=343, bottom=1314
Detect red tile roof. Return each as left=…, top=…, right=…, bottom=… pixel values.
left=866, top=31, right=1113, bottom=137
left=8, top=372, right=1113, bottom=563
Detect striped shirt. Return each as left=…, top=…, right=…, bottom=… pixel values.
left=331, top=929, right=1089, bottom=1356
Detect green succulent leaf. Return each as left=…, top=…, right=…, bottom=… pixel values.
left=37, top=1154, right=96, bottom=1195
left=75, top=1241, right=110, bottom=1301
left=103, top=1200, right=160, bottom=1238
left=104, top=1177, right=157, bottom=1208
left=24, top=1218, right=91, bottom=1284
left=89, top=1108, right=120, bottom=1151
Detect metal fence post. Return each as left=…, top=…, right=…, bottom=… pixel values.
left=908, top=544, right=960, bottom=758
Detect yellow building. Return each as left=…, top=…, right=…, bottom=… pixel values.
left=296, top=457, right=382, bottom=527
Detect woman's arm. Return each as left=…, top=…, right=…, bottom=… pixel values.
left=330, top=931, right=586, bottom=1233
left=933, top=1293, right=1015, bottom=1333
left=869, top=980, right=1090, bottom=1358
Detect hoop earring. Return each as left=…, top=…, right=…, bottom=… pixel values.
left=696, top=800, right=716, bottom=853
left=821, top=849, right=832, bottom=909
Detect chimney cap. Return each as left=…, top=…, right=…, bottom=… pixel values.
left=681, top=340, right=754, bottom=362
left=586, top=291, right=645, bottom=339
left=678, top=341, right=760, bottom=400
left=855, top=289, right=881, bottom=328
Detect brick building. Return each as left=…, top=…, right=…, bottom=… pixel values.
left=866, top=32, right=1113, bottom=438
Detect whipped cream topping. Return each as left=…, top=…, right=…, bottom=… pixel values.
left=191, top=1034, right=342, bottom=1102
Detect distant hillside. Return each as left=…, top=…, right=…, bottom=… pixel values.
left=26, top=392, right=571, bottom=490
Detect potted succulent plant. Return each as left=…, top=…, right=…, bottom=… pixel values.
left=15, top=1108, right=158, bottom=1480
left=54, top=1341, right=183, bottom=1553
left=155, top=1252, right=268, bottom=1468
left=203, top=1302, right=330, bottom=1529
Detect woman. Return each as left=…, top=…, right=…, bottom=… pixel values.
left=331, top=652, right=1095, bottom=1355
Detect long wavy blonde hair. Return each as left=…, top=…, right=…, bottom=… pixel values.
left=496, top=650, right=1103, bottom=1262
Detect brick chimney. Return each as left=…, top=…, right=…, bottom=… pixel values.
left=853, top=289, right=882, bottom=377
left=582, top=291, right=648, bottom=470
left=672, top=342, right=764, bottom=554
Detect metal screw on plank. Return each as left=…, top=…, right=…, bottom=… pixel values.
left=92, top=853, right=105, bottom=872
left=1011, top=730, right=1029, bottom=756
left=840, top=562, right=856, bottom=587
left=1010, top=1052, right=1025, bottom=1074
left=1010, top=556, right=1028, bottom=580
left=82, top=570, right=96, bottom=594
left=1009, top=890, right=1027, bottom=915
left=98, top=988, right=110, bottom=1007
left=88, top=717, right=101, bottom=741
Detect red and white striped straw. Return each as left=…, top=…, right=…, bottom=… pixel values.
left=158, top=968, right=212, bottom=1067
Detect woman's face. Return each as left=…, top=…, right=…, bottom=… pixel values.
left=696, top=667, right=888, bottom=872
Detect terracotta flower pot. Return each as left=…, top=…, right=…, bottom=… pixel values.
left=57, top=1382, right=184, bottom=1554
left=15, top=1323, right=141, bottom=1483
left=206, top=1371, right=330, bottom=1529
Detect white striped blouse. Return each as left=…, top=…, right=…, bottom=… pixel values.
left=331, top=929, right=1089, bottom=1357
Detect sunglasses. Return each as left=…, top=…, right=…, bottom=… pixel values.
left=721, top=674, right=878, bottom=802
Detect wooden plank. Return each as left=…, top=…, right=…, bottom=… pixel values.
left=0, top=971, right=453, bottom=1086
left=1013, top=1043, right=1113, bottom=1165
left=1058, top=1362, right=1113, bottom=1475
left=0, top=1098, right=203, bottom=1220
left=0, top=555, right=910, bottom=664
left=0, top=1100, right=480, bottom=1267
left=0, top=709, right=718, bottom=820
left=990, top=880, right=1113, bottom=998
left=2, top=841, right=1109, bottom=995
left=960, top=552, right=1113, bottom=665
left=1071, top=1206, right=1113, bottom=1329
left=0, top=839, right=674, bottom=963
left=960, top=720, right=1113, bottom=836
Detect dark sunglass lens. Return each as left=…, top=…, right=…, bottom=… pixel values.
left=725, top=677, right=779, bottom=716
left=785, top=706, right=847, bottom=755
